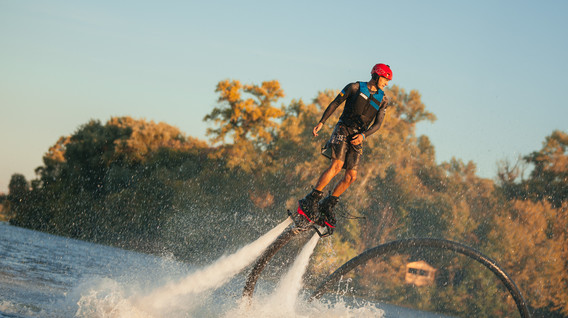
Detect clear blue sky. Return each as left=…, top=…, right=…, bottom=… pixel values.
left=1, top=0, right=567, bottom=193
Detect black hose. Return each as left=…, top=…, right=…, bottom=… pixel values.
left=242, top=227, right=299, bottom=298
left=309, top=238, right=531, bottom=318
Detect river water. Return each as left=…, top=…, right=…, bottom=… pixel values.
left=0, top=221, right=452, bottom=318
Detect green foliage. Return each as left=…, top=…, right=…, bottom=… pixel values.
left=498, top=130, right=568, bottom=208
left=6, top=174, right=31, bottom=226
left=4, top=81, right=567, bottom=317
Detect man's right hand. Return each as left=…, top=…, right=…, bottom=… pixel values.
left=313, top=123, right=323, bottom=136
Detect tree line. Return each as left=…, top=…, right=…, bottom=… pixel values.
left=2, top=79, right=567, bottom=317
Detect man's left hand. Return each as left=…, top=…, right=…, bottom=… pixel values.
left=350, top=134, right=364, bottom=145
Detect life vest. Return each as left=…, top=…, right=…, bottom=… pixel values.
left=358, top=81, right=384, bottom=111
left=338, top=82, right=386, bottom=131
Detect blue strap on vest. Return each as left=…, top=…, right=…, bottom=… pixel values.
left=359, top=82, right=384, bottom=111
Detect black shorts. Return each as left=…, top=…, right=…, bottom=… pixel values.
left=321, top=123, right=363, bottom=171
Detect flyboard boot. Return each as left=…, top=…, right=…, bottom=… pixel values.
left=316, top=195, right=339, bottom=236
left=290, top=189, right=324, bottom=230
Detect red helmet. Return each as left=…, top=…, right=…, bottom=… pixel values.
left=371, top=63, right=393, bottom=80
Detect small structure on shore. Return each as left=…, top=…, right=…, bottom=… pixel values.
left=405, top=260, right=436, bottom=286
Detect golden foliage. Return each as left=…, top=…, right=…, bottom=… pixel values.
left=43, top=136, right=70, bottom=164
left=205, top=79, right=285, bottom=145
left=491, top=199, right=568, bottom=314
left=108, top=117, right=206, bottom=163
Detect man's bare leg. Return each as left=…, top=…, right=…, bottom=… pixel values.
left=314, top=159, right=344, bottom=191
left=331, top=169, right=357, bottom=197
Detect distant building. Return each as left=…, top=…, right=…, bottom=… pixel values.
left=405, top=260, right=436, bottom=286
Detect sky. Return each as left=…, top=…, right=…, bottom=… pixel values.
left=1, top=0, right=567, bottom=193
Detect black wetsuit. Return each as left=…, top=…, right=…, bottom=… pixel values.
left=320, top=81, right=389, bottom=136
left=319, top=82, right=389, bottom=170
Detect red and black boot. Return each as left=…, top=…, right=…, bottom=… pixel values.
left=318, top=195, right=339, bottom=230
left=294, top=189, right=324, bottom=229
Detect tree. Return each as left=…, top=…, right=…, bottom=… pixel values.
left=524, top=130, right=568, bottom=208
left=9, top=117, right=210, bottom=247
left=498, top=130, right=568, bottom=208
left=108, top=117, right=206, bottom=164
left=490, top=199, right=568, bottom=315
left=205, top=79, right=284, bottom=145
left=494, top=131, right=568, bottom=316
left=0, top=195, right=8, bottom=222
left=204, top=79, right=285, bottom=172
left=8, top=174, right=29, bottom=198
left=7, top=174, right=33, bottom=227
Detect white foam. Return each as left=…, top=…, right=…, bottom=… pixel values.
left=269, top=232, right=320, bottom=313
left=71, top=217, right=386, bottom=318
left=224, top=231, right=385, bottom=318
left=135, top=217, right=292, bottom=313
left=74, top=278, right=153, bottom=318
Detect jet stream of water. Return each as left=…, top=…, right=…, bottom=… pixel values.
left=142, top=217, right=292, bottom=311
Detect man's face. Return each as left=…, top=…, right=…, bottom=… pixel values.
left=378, top=76, right=390, bottom=90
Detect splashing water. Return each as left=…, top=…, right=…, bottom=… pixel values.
left=71, top=218, right=386, bottom=318
left=223, top=232, right=385, bottom=318
left=269, top=232, right=320, bottom=313
left=74, top=217, right=292, bottom=317
left=222, top=232, right=319, bottom=318
left=140, top=217, right=292, bottom=312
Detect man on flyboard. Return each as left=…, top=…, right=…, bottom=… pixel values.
left=292, top=63, right=393, bottom=236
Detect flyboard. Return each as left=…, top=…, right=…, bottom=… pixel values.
left=242, top=205, right=333, bottom=298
